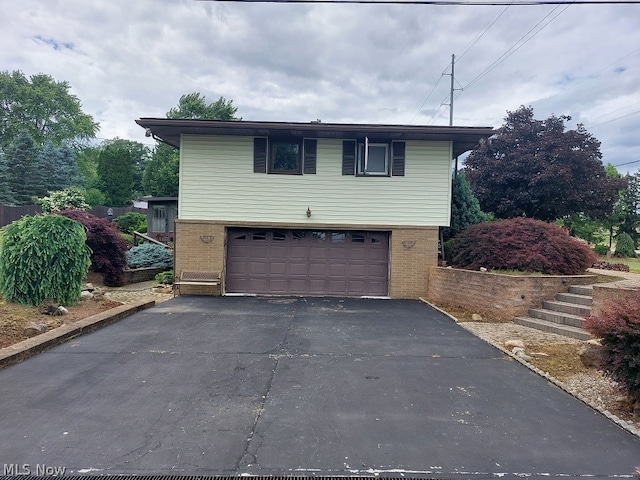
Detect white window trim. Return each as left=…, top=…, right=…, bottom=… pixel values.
left=357, top=140, right=389, bottom=176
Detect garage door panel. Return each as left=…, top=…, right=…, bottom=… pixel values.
left=227, top=229, right=388, bottom=296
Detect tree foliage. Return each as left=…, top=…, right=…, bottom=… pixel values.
left=97, top=140, right=134, bottom=207
left=442, top=172, right=485, bottom=241
left=0, top=214, right=91, bottom=306
left=0, top=132, right=80, bottom=205
left=167, top=93, right=240, bottom=120
left=447, top=217, right=597, bottom=275
left=617, top=172, right=640, bottom=244
left=141, top=93, right=240, bottom=197
left=58, top=210, right=129, bottom=286
left=464, top=106, right=626, bottom=222
left=0, top=70, right=98, bottom=148
left=142, top=143, right=180, bottom=197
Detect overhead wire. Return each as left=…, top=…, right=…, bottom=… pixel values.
left=462, top=2, right=572, bottom=91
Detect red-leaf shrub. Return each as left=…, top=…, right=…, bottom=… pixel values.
left=591, top=261, right=631, bottom=272
left=448, top=217, right=597, bottom=275
left=584, top=290, right=640, bottom=402
left=57, top=210, right=129, bottom=286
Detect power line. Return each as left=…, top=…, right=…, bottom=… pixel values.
left=199, top=0, right=640, bottom=4
left=588, top=109, right=640, bottom=129
left=613, top=159, right=640, bottom=167
left=533, top=47, right=640, bottom=109
left=462, top=2, right=571, bottom=90
left=455, top=2, right=513, bottom=62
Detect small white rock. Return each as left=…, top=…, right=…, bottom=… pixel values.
left=505, top=339, right=526, bottom=349
left=57, top=306, right=69, bottom=315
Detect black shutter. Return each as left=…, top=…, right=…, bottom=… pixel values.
left=342, top=140, right=356, bottom=176
left=392, top=142, right=405, bottom=176
left=254, top=138, right=267, bottom=173
left=303, top=139, right=317, bottom=174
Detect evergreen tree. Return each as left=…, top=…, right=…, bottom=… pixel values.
left=4, top=132, right=39, bottom=204
left=442, top=172, right=485, bottom=241
left=617, top=172, right=640, bottom=244
left=0, top=151, right=16, bottom=204
left=97, top=142, right=133, bottom=207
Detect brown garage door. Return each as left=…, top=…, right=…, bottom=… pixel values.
left=226, top=229, right=389, bottom=296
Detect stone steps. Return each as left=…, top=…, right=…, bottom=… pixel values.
left=514, top=285, right=593, bottom=340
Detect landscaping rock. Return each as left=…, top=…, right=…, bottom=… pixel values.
left=83, top=282, right=95, bottom=292
left=578, top=339, right=604, bottom=369
left=24, top=322, right=47, bottom=337
left=80, top=290, right=94, bottom=300
left=505, top=339, right=526, bottom=349
left=512, top=347, right=532, bottom=361
left=471, top=313, right=483, bottom=321
left=57, top=306, right=69, bottom=315
left=38, top=298, right=59, bottom=315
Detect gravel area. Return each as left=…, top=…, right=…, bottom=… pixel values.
left=457, top=321, right=640, bottom=436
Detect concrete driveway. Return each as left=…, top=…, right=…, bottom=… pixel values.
left=0, top=296, right=638, bottom=478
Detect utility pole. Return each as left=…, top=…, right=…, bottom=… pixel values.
left=449, top=53, right=455, bottom=127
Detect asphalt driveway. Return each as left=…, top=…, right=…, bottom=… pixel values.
left=0, top=296, right=638, bottom=478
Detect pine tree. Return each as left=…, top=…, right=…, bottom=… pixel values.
left=4, top=132, right=38, bottom=204
left=442, top=172, right=485, bottom=241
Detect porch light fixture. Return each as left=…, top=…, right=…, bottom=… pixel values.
left=306, top=207, right=311, bottom=217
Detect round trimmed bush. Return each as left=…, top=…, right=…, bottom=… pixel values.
left=0, top=214, right=91, bottom=306
left=126, top=243, right=173, bottom=269
left=448, top=217, right=597, bottom=275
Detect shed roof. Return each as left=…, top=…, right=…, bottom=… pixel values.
left=136, top=118, right=494, bottom=158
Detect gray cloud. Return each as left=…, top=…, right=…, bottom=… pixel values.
left=2, top=0, right=639, bottom=173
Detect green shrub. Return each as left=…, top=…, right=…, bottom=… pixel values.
left=448, top=217, right=597, bottom=275
left=614, top=233, right=637, bottom=258
left=113, top=212, right=147, bottom=234
left=0, top=215, right=91, bottom=306
left=584, top=289, right=640, bottom=403
left=593, top=244, right=610, bottom=256
left=155, top=270, right=174, bottom=284
left=126, top=243, right=173, bottom=269
left=37, top=186, right=90, bottom=213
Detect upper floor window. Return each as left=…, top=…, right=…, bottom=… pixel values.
left=271, top=139, right=301, bottom=174
left=254, top=137, right=316, bottom=175
left=343, top=139, right=405, bottom=177
left=357, top=142, right=389, bottom=176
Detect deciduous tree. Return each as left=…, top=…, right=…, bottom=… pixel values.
left=167, top=92, right=240, bottom=120
left=0, top=70, right=98, bottom=148
left=464, top=106, right=626, bottom=222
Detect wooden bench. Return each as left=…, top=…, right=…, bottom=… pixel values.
left=173, top=271, right=221, bottom=297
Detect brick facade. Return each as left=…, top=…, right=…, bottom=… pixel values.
left=174, top=220, right=225, bottom=295
left=389, top=227, right=438, bottom=299
left=174, top=220, right=438, bottom=298
left=427, top=267, right=597, bottom=320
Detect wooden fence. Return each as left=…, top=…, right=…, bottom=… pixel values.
left=0, top=205, right=147, bottom=229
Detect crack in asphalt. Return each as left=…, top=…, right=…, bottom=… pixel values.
left=236, top=303, right=299, bottom=471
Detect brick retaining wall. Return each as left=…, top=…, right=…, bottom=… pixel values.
left=427, top=267, right=597, bottom=320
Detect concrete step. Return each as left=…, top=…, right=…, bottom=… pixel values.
left=514, top=316, right=592, bottom=341
left=569, top=284, right=594, bottom=296
left=557, top=292, right=592, bottom=306
left=528, top=308, right=585, bottom=328
left=542, top=300, right=591, bottom=316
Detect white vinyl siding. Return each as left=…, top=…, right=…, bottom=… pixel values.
left=179, top=135, right=452, bottom=227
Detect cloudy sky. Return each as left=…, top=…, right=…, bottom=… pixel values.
left=2, top=0, right=639, bottom=173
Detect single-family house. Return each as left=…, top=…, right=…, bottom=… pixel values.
left=136, top=119, right=493, bottom=298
